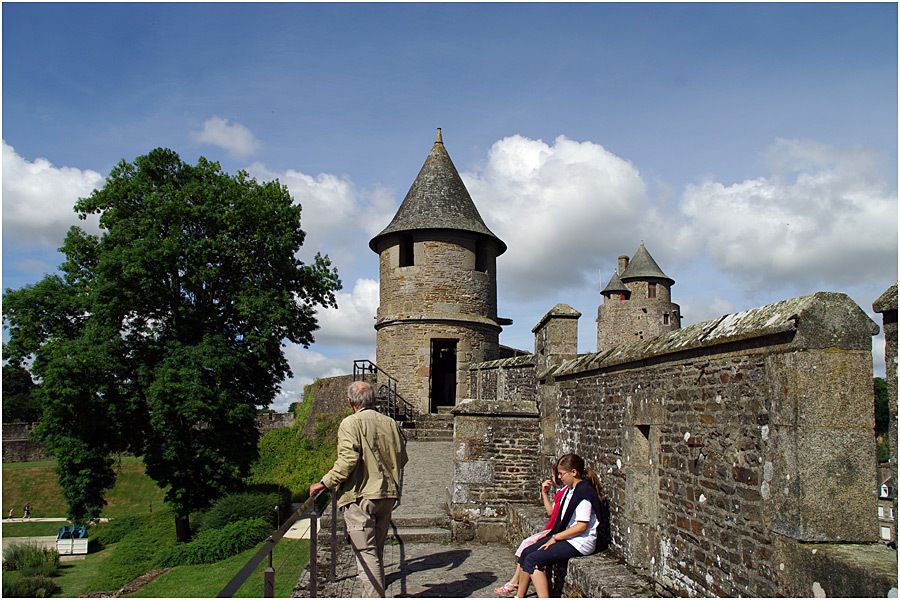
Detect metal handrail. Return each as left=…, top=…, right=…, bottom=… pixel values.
left=352, top=360, right=416, bottom=422
left=218, top=491, right=338, bottom=598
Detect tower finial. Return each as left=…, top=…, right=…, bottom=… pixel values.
left=435, top=128, right=443, bottom=144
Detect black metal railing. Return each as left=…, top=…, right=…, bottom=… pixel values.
left=352, top=360, right=416, bottom=423
left=219, top=491, right=339, bottom=598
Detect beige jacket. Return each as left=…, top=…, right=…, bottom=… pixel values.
left=321, top=408, right=408, bottom=508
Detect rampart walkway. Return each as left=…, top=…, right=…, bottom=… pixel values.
left=293, top=440, right=654, bottom=598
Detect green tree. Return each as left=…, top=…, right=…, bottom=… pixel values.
left=3, top=149, right=340, bottom=540
left=2, top=364, right=40, bottom=422
left=874, top=377, right=890, bottom=435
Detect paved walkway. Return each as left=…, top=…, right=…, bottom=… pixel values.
left=295, top=441, right=526, bottom=598
left=311, top=540, right=529, bottom=598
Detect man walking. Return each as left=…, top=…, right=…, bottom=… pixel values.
left=309, top=381, right=408, bottom=598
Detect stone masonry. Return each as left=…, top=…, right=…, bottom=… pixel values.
left=452, top=291, right=897, bottom=598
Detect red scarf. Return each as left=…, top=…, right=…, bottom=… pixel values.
left=544, top=487, right=568, bottom=530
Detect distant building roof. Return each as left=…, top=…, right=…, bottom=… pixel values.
left=873, top=283, right=898, bottom=314
left=620, top=242, right=674, bottom=285
left=601, top=271, right=630, bottom=296
left=369, top=129, right=506, bottom=254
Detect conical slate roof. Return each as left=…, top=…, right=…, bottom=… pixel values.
left=369, top=129, right=506, bottom=254
left=620, top=242, right=674, bottom=285
left=601, top=271, right=630, bottom=296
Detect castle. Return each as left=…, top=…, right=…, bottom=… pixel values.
left=366, top=131, right=897, bottom=597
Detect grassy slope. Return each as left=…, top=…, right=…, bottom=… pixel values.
left=2, top=456, right=167, bottom=518
left=130, top=539, right=310, bottom=598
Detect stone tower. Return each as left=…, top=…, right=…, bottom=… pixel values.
left=370, top=130, right=509, bottom=414
left=596, top=242, right=681, bottom=352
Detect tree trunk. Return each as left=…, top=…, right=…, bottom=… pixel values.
left=175, top=515, right=192, bottom=543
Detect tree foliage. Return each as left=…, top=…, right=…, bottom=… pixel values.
left=2, top=364, right=40, bottom=422
left=874, top=377, right=890, bottom=435
left=3, top=149, right=341, bottom=537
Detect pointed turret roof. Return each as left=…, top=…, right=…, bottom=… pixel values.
left=620, top=242, right=674, bottom=285
left=601, top=271, right=630, bottom=296
left=369, top=129, right=506, bottom=254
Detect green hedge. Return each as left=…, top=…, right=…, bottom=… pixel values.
left=157, top=517, right=271, bottom=567
left=196, top=491, right=285, bottom=533
left=2, top=574, right=60, bottom=598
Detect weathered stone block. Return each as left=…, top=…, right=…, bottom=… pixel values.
left=768, top=426, right=877, bottom=542
left=773, top=536, right=898, bottom=598
left=455, top=461, right=493, bottom=484
left=767, top=350, right=875, bottom=429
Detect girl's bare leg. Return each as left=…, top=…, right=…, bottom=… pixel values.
left=516, top=569, right=531, bottom=598
left=532, top=568, right=550, bottom=598
left=508, top=564, right=522, bottom=587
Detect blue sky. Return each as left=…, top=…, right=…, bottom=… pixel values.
left=4, top=3, right=897, bottom=410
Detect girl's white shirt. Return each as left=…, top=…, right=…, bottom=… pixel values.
left=557, top=484, right=598, bottom=555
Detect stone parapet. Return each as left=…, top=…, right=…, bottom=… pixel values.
left=450, top=398, right=540, bottom=543
left=562, top=292, right=878, bottom=379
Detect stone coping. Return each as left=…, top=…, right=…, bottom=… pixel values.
left=507, top=503, right=656, bottom=597
left=552, top=292, right=878, bottom=379
left=469, top=354, right=535, bottom=370
left=532, top=303, right=582, bottom=333
left=451, top=398, right=538, bottom=417
left=874, top=283, right=898, bottom=313
left=376, top=313, right=503, bottom=330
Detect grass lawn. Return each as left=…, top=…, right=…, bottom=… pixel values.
left=3, top=456, right=167, bottom=518
left=2, top=520, right=70, bottom=537
left=54, top=545, right=117, bottom=597
left=129, top=539, right=310, bottom=598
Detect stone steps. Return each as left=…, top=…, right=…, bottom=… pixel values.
left=317, top=526, right=451, bottom=544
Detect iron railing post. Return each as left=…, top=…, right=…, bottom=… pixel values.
left=310, top=509, right=318, bottom=598
left=263, top=542, right=275, bottom=597
left=330, top=492, right=337, bottom=582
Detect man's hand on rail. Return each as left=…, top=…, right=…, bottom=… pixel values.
left=309, top=481, right=327, bottom=498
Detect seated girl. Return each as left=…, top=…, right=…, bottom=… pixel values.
left=495, top=460, right=565, bottom=597
left=515, top=453, right=608, bottom=598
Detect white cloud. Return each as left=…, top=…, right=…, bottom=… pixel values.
left=191, top=116, right=261, bottom=158
left=2, top=141, right=104, bottom=247
left=678, top=295, right=736, bottom=327
left=462, top=135, right=651, bottom=298
left=677, top=139, right=898, bottom=289
left=314, top=278, right=379, bottom=348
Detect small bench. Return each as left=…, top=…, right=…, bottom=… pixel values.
left=507, top=503, right=656, bottom=598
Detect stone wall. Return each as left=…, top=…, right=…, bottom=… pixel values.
left=467, top=355, right=536, bottom=403
left=301, top=374, right=354, bottom=437
left=2, top=422, right=50, bottom=462
left=377, top=233, right=499, bottom=322
left=449, top=398, right=541, bottom=543
left=376, top=321, right=499, bottom=413
left=255, top=411, right=295, bottom=435
left=452, top=291, right=898, bottom=597
left=874, top=282, right=898, bottom=549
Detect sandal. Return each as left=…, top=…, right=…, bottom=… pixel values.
left=495, top=582, right=517, bottom=596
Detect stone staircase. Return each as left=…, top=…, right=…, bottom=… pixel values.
left=401, top=409, right=454, bottom=442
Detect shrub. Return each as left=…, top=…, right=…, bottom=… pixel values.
left=2, top=574, right=60, bottom=598
left=197, top=491, right=286, bottom=533
left=157, top=517, right=271, bottom=566
left=90, top=513, right=147, bottom=546
left=2, top=543, right=59, bottom=575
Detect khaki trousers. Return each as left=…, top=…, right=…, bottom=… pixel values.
left=342, top=498, right=395, bottom=598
